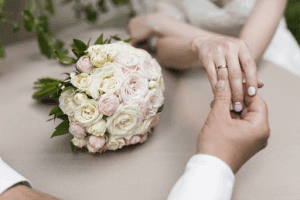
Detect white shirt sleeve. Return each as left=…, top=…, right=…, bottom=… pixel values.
left=168, top=154, right=235, bottom=200
left=0, top=157, right=32, bottom=195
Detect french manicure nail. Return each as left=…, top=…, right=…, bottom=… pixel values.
left=234, top=102, right=242, bottom=112
left=248, top=86, right=256, bottom=96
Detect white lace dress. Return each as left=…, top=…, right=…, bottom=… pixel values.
left=131, top=0, right=300, bottom=77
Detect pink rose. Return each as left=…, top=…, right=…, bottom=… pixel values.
left=76, top=55, right=94, bottom=73
left=88, top=136, right=106, bottom=150
left=69, top=122, right=86, bottom=139
left=119, top=71, right=149, bottom=105
left=139, top=132, right=148, bottom=143
left=150, top=114, right=160, bottom=127
left=137, top=58, right=161, bottom=81
left=128, top=135, right=141, bottom=145
left=113, top=53, right=139, bottom=73
left=140, top=89, right=164, bottom=119
left=97, top=93, right=120, bottom=116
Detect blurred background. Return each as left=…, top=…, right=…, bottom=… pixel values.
left=0, top=0, right=300, bottom=59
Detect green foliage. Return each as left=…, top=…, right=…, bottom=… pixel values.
left=23, top=9, right=34, bottom=32
left=0, top=37, right=5, bottom=59
left=71, top=141, right=76, bottom=152
left=55, top=51, right=77, bottom=65
left=45, top=0, right=54, bottom=16
left=33, top=77, right=62, bottom=101
left=285, top=0, right=300, bottom=45
left=124, top=38, right=133, bottom=43
left=51, top=120, right=70, bottom=138
left=94, top=33, right=104, bottom=45
left=157, top=104, right=164, bottom=113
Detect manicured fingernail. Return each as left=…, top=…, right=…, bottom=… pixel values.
left=216, top=82, right=224, bottom=91
left=242, top=77, right=246, bottom=83
left=234, top=102, right=242, bottom=112
left=248, top=86, right=256, bottom=96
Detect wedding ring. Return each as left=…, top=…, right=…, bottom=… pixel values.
left=216, top=64, right=228, bottom=70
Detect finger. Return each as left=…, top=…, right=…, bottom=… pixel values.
left=210, top=100, right=234, bottom=111
left=202, top=59, right=218, bottom=93
left=211, top=67, right=232, bottom=117
left=243, top=74, right=263, bottom=88
left=226, top=53, right=244, bottom=112
left=239, top=48, right=258, bottom=97
left=258, top=78, right=264, bottom=88
left=242, top=94, right=268, bottom=124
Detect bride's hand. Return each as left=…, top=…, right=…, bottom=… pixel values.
left=127, top=13, right=161, bottom=46
left=191, top=34, right=261, bottom=112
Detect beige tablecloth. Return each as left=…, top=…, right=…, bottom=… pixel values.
left=1, top=27, right=300, bottom=200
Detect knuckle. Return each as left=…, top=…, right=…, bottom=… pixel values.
left=238, top=38, right=247, bottom=47
left=243, top=58, right=256, bottom=68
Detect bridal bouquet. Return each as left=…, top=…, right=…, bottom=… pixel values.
left=33, top=34, right=164, bottom=153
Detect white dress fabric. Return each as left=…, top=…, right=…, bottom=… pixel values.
left=131, top=0, right=300, bottom=77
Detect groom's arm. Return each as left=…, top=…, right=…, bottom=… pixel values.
left=0, top=158, right=60, bottom=200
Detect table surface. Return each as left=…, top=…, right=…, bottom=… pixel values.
left=1, top=27, right=300, bottom=200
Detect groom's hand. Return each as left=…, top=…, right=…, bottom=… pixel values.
left=197, top=67, right=270, bottom=174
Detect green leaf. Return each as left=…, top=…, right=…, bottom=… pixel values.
left=124, top=38, right=133, bottom=43
left=57, top=114, right=68, bottom=121
left=0, top=36, right=5, bottom=60
left=37, top=32, right=52, bottom=58
left=49, top=106, right=63, bottom=116
left=29, top=0, right=36, bottom=13
left=102, top=115, right=108, bottom=121
left=87, top=38, right=92, bottom=47
left=0, top=0, right=5, bottom=13
left=23, top=10, right=34, bottom=32
left=111, top=0, right=130, bottom=6
left=46, top=118, right=54, bottom=122
left=111, top=35, right=121, bottom=41
left=45, top=0, right=55, bottom=15
left=35, top=15, right=51, bottom=34
left=73, top=39, right=87, bottom=51
left=55, top=120, right=69, bottom=131
left=104, top=130, right=110, bottom=138
left=103, top=38, right=108, bottom=44
left=85, top=6, right=98, bottom=22
left=71, top=141, right=75, bottom=152
left=61, top=86, right=76, bottom=94
left=94, top=33, right=104, bottom=45
left=32, top=84, right=58, bottom=99
left=157, top=104, right=164, bottom=113
left=55, top=51, right=77, bottom=65
left=51, top=129, right=69, bottom=138
left=13, top=22, right=19, bottom=33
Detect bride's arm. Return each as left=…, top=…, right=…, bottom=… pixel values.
left=239, top=0, right=288, bottom=62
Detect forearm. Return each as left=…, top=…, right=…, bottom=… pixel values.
left=156, top=37, right=199, bottom=68
left=0, top=185, right=60, bottom=200
left=239, top=0, right=288, bottom=62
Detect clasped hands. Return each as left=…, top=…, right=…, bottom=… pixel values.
left=127, top=13, right=270, bottom=173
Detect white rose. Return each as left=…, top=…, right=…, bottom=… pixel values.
left=135, top=117, right=153, bottom=135
left=113, top=52, right=139, bottom=73
left=74, top=93, right=88, bottom=105
left=74, top=99, right=103, bottom=127
left=118, top=71, right=149, bottom=105
left=59, top=88, right=77, bottom=116
left=106, top=104, right=143, bottom=138
left=89, top=62, right=124, bottom=99
left=88, top=47, right=114, bottom=68
left=87, top=144, right=98, bottom=153
left=106, top=136, right=125, bottom=150
left=149, top=71, right=165, bottom=92
left=86, top=119, right=107, bottom=136
left=71, top=136, right=87, bottom=148
left=70, top=73, right=92, bottom=94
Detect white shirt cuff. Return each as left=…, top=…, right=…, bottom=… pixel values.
left=168, top=154, right=235, bottom=200
left=0, top=157, right=32, bottom=195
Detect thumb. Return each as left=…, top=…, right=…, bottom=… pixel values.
left=211, top=67, right=232, bottom=115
